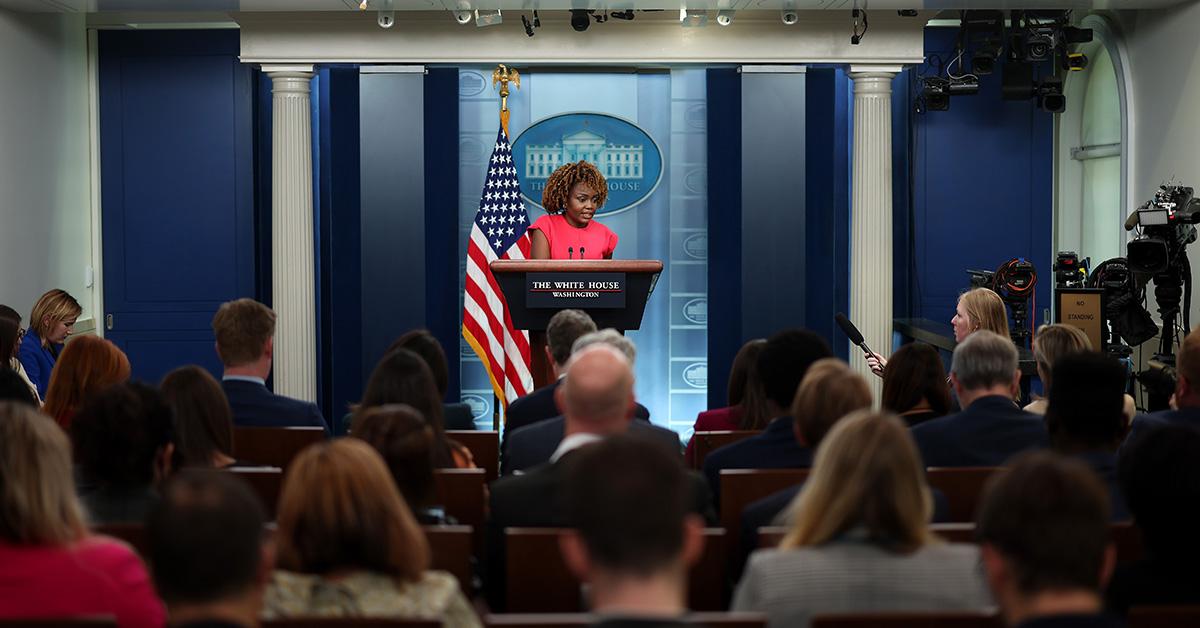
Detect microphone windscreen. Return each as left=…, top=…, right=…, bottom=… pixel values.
left=834, top=312, right=865, bottom=345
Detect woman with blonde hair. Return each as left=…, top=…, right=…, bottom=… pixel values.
left=264, top=438, right=480, bottom=626
left=868, top=287, right=1010, bottom=376
left=0, top=402, right=164, bottom=627
left=1025, top=324, right=1135, bottom=419
left=42, top=334, right=131, bottom=428
left=733, top=411, right=991, bottom=628
left=18, top=289, right=82, bottom=399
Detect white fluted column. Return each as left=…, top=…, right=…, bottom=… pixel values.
left=849, top=66, right=901, bottom=398
left=265, top=65, right=317, bottom=402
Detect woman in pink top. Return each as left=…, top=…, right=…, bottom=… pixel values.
left=0, top=403, right=164, bottom=628
left=528, top=160, right=619, bottom=260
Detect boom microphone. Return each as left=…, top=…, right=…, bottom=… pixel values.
left=835, top=312, right=875, bottom=358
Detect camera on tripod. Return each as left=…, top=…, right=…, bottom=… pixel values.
left=1125, top=184, right=1200, bottom=275
left=1054, top=251, right=1088, bottom=289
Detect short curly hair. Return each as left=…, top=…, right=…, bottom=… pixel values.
left=541, top=160, right=608, bottom=214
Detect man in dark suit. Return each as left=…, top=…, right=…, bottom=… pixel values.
left=560, top=435, right=704, bottom=627
left=503, top=309, right=597, bottom=435
left=211, top=298, right=328, bottom=432
left=501, top=328, right=659, bottom=474
left=702, top=329, right=832, bottom=501
left=911, top=330, right=1045, bottom=467
left=487, top=345, right=714, bottom=610
left=1125, top=327, right=1200, bottom=447
left=978, top=452, right=1121, bottom=628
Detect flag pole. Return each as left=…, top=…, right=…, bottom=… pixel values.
left=492, top=64, right=521, bottom=137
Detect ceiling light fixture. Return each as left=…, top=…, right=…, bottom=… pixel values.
left=475, top=8, right=502, bottom=27
left=716, top=9, right=734, bottom=26
left=680, top=8, right=707, bottom=27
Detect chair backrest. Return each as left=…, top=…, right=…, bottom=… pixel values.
left=232, top=426, right=325, bottom=470
left=504, top=528, right=728, bottom=613
left=229, top=466, right=284, bottom=519
left=263, top=620, right=441, bottom=628
left=92, top=523, right=148, bottom=558
left=719, top=468, right=808, bottom=543
left=811, top=612, right=1003, bottom=628
left=692, top=431, right=760, bottom=470
left=925, top=467, right=1004, bottom=522
left=432, top=468, right=487, bottom=530
left=447, top=430, right=499, bottom=482
left=1128, top=605, right=1200, bottom=628
left=423, top=524, right=474, bottom=595
left=0, top=618, right=117, bottom=627
left=485, top=613, right=768, bottom=627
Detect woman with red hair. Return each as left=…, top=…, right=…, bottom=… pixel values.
left=43, top=335, right=130, bottom=428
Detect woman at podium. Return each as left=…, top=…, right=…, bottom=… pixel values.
left=528, top=161, right=618, bottom=260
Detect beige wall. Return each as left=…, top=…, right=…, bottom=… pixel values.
left=0, top=9, right=92, bottom=327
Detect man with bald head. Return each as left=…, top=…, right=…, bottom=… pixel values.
left=486, top=344, right=714, bottom=609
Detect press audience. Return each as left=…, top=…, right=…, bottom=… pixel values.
left=42, top=334, right=131, bottom=428
left=160, top=365, right=239, bottom=469
left=1106, top=424, right=1200, bottom=614
left=357, top=347, right=474, bottom=468
left=1044, top=353, right=1130, bottom=521
left=977, top=452, right=1119, bottom=628
left=388, top=329, right=476, bottom=430
left=0, top=368, right=38, bottom=407
left=686, top=338, right=770, bottom=464
left=703, top=328, right=833, bottom=499
left=264, top=438, right=479, bottom=626
left=18, top=288, right=82, bottom=399
left=71, top=382, right=175, bottom=524
left=505, top=309, right=599, bottom=435
left=0, top=402, right=164, bottom=627
left=733, top=411, right=991, bottom=628
left=881, top=342, right=953, bottom=426
left=353, top=403, right=456, bottom=524
left=869, top=286, right=1009, bottom=373
left=212, top=298, right=328, bottom=432
left=502, top=329, right=676, bottom=475
left=912, top=330, right=1046, bottom=467
left=146, top=470, right=270, bottom=628
left=0, top=304, right=40, bottom=403
left=562, top=436, right=704, bottom=626
left=1027, top=324, right=1136, bottom=421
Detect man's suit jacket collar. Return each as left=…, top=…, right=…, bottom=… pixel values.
left=223, top=374, right=266, bottom=386
left=762, top=415, right=794, bottom=438
left=963, top=394, right=1021, bottom=414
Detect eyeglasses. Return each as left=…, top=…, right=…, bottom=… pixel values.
left=16, top=328, right=25, bottom=341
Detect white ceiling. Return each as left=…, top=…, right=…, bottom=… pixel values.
left=0, top=0, right=1188, bottom=12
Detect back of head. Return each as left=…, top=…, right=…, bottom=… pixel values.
left=0, top=304, right=20, bottom=324
left=0, top=316, right=18, bottom=365
left=212, top=299, right=275, bottom=368
left=352, top=404, right=437, bottom=509
left=950, top=330, right=1018, bottom=392
left=1177, top=327, right=1200, bottom=396
left=0, top=369, right=38, bottom=407
left=792, top=359, right=872, bottom=448
left=147, top=469, right=266, bottom=606
left=388, top=330, right=450, bottom=397
left=43, top=335, right=131, bottom=423
left=0, top=402, right=85, bottom=545
left=1033, top=324, right=1092, bottom=391
left=560, top=344, right=634, bottom=430
left=785, top=411, right=931, bottom=552
left=29, top=289, right=82, bottom=345
left=565, top=435, right=690, bottom=575
left=757, top=329, right=833, bottom=410
left=572, top=328, right=636, bottom=365
left=729, top=339, right=772, bottom=430
left=1045, top=352, right=1126, bottom=452
left=547, top=309, right=598, bottom=366
left=881, top=342, right=952, bottom=416
left=358, top=348, right=448, bottom=466
left=960, top=288, right=1010, bottom=339
left=160, top=366, right=235, bottom=468
left=1119, top=424, right=1200, bottom=561
left=71, top=381, right=174, bottom=490
left=977, top=451, right=1110, bottom=594
left=275, top=438, right=430, bottom=581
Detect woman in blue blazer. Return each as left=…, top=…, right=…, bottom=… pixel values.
left=18, top=289, right=82, bottom=399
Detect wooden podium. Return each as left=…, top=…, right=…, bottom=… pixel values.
left=490, top=259, right=663, bottom=388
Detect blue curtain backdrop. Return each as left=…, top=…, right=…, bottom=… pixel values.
left=457, top=69, right=709, bottom=439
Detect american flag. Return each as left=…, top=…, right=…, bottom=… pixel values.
left=462, top=127, right=534, bottom=408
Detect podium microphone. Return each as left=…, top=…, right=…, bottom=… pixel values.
left=835, top=312, right=875, bottom=359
